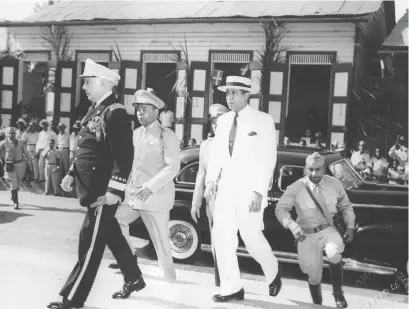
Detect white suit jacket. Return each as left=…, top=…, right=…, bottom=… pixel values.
left=125, top=121, right=180, bottom=212
left=206, top=105, right=277, bottom=197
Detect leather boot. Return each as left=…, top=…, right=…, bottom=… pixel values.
left=10, top=191, right=15, bottom=204
left=308, top=282, right=322, bottom=305
left=13, top=190, right=19, bottom=210
left=330, top=262, right=348, bottom=308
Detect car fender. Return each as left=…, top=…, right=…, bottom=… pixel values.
left=172, top=199, right=192, bottom=211
left=348, top=223, right=408, bottom=270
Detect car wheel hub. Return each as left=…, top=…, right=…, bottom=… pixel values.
left=170, top=224, right=193, bottom=253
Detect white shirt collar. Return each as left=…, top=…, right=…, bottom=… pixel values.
left=95, top=90, right=113, bottom=107
left=142, top=120, right=160, bottom=133
left=236, top=104, right=251, bottom=117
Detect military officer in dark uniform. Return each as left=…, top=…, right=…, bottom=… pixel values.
left=47, top=59, right=145, bottom=309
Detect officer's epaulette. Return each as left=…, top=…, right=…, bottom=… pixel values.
left=106, top=103, right=125, bottom=113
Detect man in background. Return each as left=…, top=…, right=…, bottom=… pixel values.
left=389, top=135, right=408, bottom=168
left=22, top=122, right=40, bottom=181
left=43, top=139, right=61, bottom=196
left=191, top=103, right=229, bottom=287
left=57, top=123, right=70, bottom=176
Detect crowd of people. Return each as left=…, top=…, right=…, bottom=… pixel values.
left=348, top=137, right=408, bottom=185
left=0, top=117, right=82, bottom=204
left=280, top=130, right=408, bottom=186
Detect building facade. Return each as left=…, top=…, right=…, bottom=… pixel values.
left=0, top=1, right=394, bottom=147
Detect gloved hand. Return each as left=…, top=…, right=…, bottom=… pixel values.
left=90, top=192, right=121, bottom=208
left=60, top=175, right=74, bottom=192
left=204, top=182, right=217, bottom=201
left=291, top=225, right=306, bottom=242
left=343, top=227, right=354, bottom=243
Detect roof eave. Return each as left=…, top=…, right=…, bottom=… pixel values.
left=0, top=15, right=371, bottom=27
left=379, top=47, right=408, bottom=54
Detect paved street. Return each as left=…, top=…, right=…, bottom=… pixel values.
left=0, top=192, right=408, bottom=309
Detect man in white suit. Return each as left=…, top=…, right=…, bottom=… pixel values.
left=114, top=89, right=180, bottom=280
left=204, top=76, right=282, bottom=302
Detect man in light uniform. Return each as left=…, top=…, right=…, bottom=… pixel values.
left=57, top=123, right=70, bottom=176
left=22, top=122, right=40, bottom=181
left=36, top=119, right=57, bottom=182
left=16, top=118, right=27, bottom=140
left=275, top=152, right=355, bottom=308
left=43, top=139, right=62, bottom=196
left=113, top=89, right=180, bottom=280
left=69, top=121, right=80, bottom=166
left=0, top=127, right=32, bottom=209
left=204, top=76, right=281, bottom=302
left=191, top=103, right=229, bottom=287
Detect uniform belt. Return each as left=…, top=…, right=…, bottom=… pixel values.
left=28, top=144, right=36, bottom=146
left=303, top=223, right=330, bottom=234
left=46, top=162, right=57, bottom=165
left=14, top=159, right=23, bottom=164
left=59, top=147, right=69, bottom=149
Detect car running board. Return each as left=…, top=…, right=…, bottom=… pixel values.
left=200, top=244, right=397, bottom=276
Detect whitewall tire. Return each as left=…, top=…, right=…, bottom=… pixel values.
left=168, top=219, right=200, bottom=262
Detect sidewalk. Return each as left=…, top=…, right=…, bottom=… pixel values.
left=0, top=245, right=407, bottom=309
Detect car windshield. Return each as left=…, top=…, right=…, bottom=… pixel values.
left=329, top=159, right=363, bottom=190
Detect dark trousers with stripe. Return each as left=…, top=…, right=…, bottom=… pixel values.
left=60, top=204, right=141, bottom=304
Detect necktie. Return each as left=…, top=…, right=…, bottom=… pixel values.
left=229, top=113, right=238, bottom=156
left=313, top=185, right=334, bottom=225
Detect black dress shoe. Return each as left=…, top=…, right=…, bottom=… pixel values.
left=269, top=271, right=282, bottom=296
left=109, top=262, right=120, bottom=269
left=47, top=299, right=84, bottom=309
left=112, top=277, right=146, bottom=299
left=213, top=288, right=245, bottom=302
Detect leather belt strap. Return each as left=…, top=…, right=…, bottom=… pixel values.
left=14, top=159, right=23, bottom=164
left=303, top=223, right=330, bottom=234
left=47, top=162, right=57, bottom=165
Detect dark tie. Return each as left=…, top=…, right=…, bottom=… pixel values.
left=229, top=113, right=238, bottom=156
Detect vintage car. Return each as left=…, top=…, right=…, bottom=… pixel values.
left=130, top=145, right=408, bottom=276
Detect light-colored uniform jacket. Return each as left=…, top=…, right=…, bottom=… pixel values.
left=192, top=137, right=214, bottom=209
left=206, top=105, right=276, bottom=203
left=125, top=120, right=180, bottom=212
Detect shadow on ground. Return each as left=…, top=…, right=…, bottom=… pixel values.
left=0, top=209, right=33, bottom=224
left=18, top=203, right=86, bottom=214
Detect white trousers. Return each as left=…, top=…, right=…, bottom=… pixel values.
left=212, top=185, right=278, bottom=296
left=115, top=203, right=176, bottom=280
